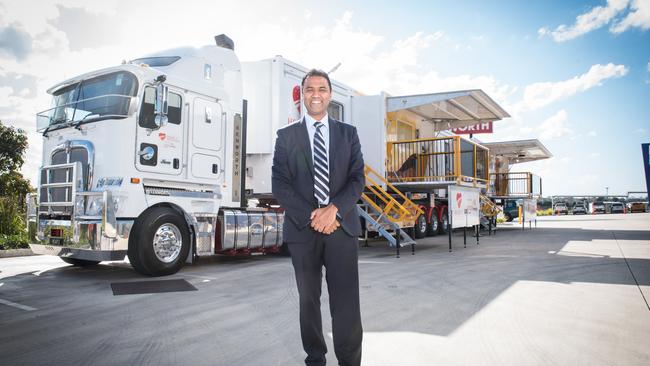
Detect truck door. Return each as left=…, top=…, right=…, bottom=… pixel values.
left=189, top=97, right=224, bottom=182
left=135, top=86, right=184, bottom=175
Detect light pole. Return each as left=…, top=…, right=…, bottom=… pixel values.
left=606, top=186, right=609, bottom=197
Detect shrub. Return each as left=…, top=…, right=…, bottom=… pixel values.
left=0, top=233, right=29, bottom=250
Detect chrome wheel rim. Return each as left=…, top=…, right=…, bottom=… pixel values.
left=153, top=223, right=182, bottom=263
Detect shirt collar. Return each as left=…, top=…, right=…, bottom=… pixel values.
left=305, top=113, right=329, bottom=128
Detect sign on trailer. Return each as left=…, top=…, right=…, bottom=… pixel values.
left=449, top=185, right=480, bottom=228
left=523, top=199, right=537, bottom=222
left=451, top=121, right=493, bottom=135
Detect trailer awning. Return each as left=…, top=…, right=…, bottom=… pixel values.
left=386, top=89, right=510, bottom=131
left=483, top=139, right=552, bottom=163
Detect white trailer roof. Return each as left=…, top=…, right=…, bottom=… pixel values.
left=483, top=139, right=553, bottom=163
left=386, top=89, right=510, bottom=131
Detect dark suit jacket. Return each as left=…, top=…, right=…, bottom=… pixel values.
left=272, top=117, right=365, bottom=243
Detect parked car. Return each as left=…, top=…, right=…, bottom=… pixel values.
left=572, top=204, right=587, bottom=215
left=611, top=202, right=625, bottom=214
left=590, top=201, right=605, bottom=214
left=629, top=202, right=648, bottom=213
left=502, top=199, right=521, bottom=222
left=554, top=202, right=568, bottom=215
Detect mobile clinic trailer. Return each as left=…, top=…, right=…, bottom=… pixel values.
left=353, top=91, right=510, bottom=240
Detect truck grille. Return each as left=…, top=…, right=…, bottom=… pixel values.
left=38, top=141, right=93, bottom=217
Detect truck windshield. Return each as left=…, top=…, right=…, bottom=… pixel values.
left=37, top=71, right=138, bottom=132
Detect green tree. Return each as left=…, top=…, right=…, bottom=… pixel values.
left=0, top=121, right=33, bottom=249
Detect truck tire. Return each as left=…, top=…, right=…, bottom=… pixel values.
left=438, top=209, right=449, bottom=235
left=128, top=207, right=190, bottom=276
left=413, top=214, right=427, bottom=239
left=61, top=257, right=100, bottom=266
left=426, top=210, right=438, bottom=237
left=504, top=212, right=513, bottom=222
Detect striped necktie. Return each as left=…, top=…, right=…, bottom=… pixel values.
left=312, top=121, right=329, bottom=204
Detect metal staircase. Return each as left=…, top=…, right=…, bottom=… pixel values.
left=358, top=165, right=423, bottom=248
left=480, top=194, right=501, bottom=218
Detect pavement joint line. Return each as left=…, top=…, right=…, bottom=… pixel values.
left=611, top=231, right=650, bottom=312
left=0, top=298, right=37, bottom=311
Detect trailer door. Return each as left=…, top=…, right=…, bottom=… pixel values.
left=352, top=94, right=387, bottom=180
left=135, top=86, right=185, bottom=175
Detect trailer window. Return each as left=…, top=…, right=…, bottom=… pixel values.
left=139, top=87, right=182, bottom=128
left=328, top=101, right=344, bottom=121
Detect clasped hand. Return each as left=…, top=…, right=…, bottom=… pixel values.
left=310, top=204, right=340, bottom=235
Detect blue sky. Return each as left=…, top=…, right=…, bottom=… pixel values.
left=0, top=0, right=648, bottom=196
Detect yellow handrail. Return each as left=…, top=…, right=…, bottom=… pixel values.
left=385, top=135, right=488, bottom=187
left=480, top=194, right=501, bottom=218
left=361, top=165, right=424, bottom=226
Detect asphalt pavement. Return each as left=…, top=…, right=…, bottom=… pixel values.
left=1, top=213, right=649, bottom=366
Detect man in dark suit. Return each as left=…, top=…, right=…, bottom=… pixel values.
left=272, top=69, right=365, bottom=366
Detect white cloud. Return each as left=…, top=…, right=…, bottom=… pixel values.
left=1, top=2, right=517, bottom=184
left=521, top=63, right=627, bottom=110
left=611, top=0, right=650, bottom=33
left=587, top=130, right=598, bottom=136
left=540, top=0, right=650, bottom=41
left=539, top=0, right=630, bottom=42
left=636, top=128, right=648, bottom=134
left=590, top=152, right=601, bottom=158
left=537, top=109, right=573, bottom=140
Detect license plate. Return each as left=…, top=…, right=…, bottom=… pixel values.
left=50, top=238, right=64, bottom=246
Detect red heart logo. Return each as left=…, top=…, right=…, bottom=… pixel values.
left=158, top=132, right=166, bottom=140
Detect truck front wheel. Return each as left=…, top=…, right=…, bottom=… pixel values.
left=129, top=207, right=190, bottom=276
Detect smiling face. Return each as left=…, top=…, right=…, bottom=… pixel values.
left=302, top=75, right=331, bottom=120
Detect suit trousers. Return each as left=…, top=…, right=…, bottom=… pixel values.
left=288, top=229, right=363, bottom=366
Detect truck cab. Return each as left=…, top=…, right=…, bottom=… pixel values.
left=27, top=36, right=284, bottom=276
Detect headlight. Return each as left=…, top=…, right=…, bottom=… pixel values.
left=86, top=196, right=104, bottom=216
left=112, top=195, right=125, bottom=214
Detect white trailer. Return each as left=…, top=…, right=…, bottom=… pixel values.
left=241, top=56, right=356, bottom=198
left=351, top=91, right=509, bottom=239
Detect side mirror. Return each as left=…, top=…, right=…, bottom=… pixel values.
left=154, top=83, right=169, bottom=128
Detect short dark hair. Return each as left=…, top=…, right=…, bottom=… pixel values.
left=301, top=69, right=332, bottom=91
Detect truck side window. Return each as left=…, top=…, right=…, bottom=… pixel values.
left=167, top=92, right=182, bottom=124
left=139, top=87, right=182, bottom=128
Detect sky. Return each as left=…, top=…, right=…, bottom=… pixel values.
left=0, top=0, right=648, bottom=196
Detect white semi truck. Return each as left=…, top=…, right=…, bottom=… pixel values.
left=27, top=35, right=359, bottom=276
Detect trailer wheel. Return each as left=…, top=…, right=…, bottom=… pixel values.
left=438, top=209, right=449, bottom=234
left=128, top=207, right=190, bottom=276
left=61, top=257, right=100, bottom=266
left=504, top=212, right=513, bottom=222
left=413, top=214, right=427, bottom=239
left=426, top=211, right=438, bottom=237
